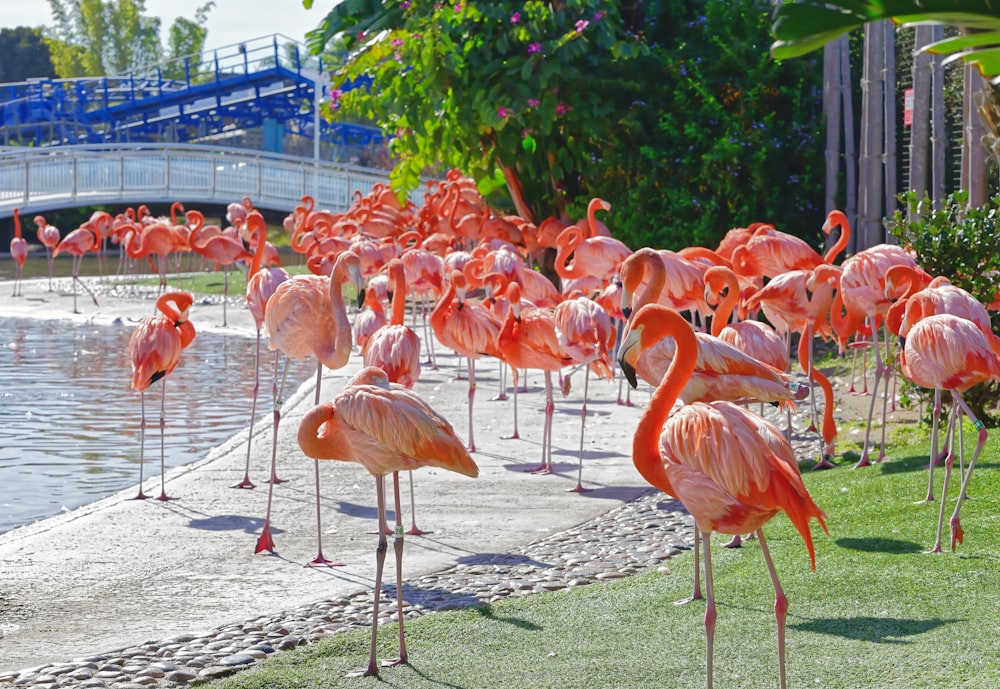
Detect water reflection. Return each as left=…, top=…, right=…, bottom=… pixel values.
left=0, top=316, right=315, bottom=534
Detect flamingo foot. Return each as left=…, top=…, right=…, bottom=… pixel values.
left=492, top=393, right=508, bottom=401
left=874, top=450, right=888, bottom=463
left=232, top=476, right=256, bottom=489
left=951, top=518, right=965, bottom=551
left=307, top=552, right=345, bottom=568
left=853, top=452, right=872, bottom=469
left=502, top=431, right=520, bottom=440
left=566, top=483, right=590, bottom=493
left=806, top=422, right=818, bottom=433
left=527, top=465, right=553, bottom=475
left=347, top=664, right=379, bottom=678
left=265, top=475, right=288, bottom=484
left=133, top=489, right=150, bottom=500
left=925, top=543, right=944, bottom=554
left=812, top=456, right=836, bottom=471
left=380, top=656, right=407, bottom=668
left=673, top=593, right=704, bottom=606
left=722, top=534, right=742, bottom=548
left=406, top=526, right=431, bottom=536
left=155, top=492, right=176, bottom=502
left=255, top=524, right=276, bottom=554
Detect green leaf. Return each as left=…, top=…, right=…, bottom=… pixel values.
left=521, top=134, right=537, bottom=154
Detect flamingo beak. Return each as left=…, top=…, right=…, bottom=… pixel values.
left=617, top=336, right=639, bottom=389
left=356, top=287, right=366, bottom=310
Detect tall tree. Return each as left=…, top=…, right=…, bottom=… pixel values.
left=0, top=27, right=57, bottom=82
left=45, top=0, right=213, bottom=77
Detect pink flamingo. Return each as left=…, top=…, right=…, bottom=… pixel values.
left=496, top=281, right=574, bottom=475
left=430, top=269, right=502, bottom=453
left=129, top=291, right=196, bottom=501
left=363, top=258, right=428, bottom=535
left=233, top=211, right=291, bottom=490
left=53, top=221, right=101, bottom=312
left=354, top=286, right=388, bottom=353
left=256, top=250, right=364, bottom=565
left=554, top=291, right=615, bottom=492
left=623, top=304, right=827, bottom=689
left=298, top=366, right=478, bottom=677
left=554, top=225, right=632, bottom=288
left=186, top=208, right=253, bottom=327
left=33, top=214, right=61, bottom=292
left=900, top=314, right=1000, bottom=552
left=9, top=208, right=28, bottom=297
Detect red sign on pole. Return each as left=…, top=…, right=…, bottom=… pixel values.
left=904, top=87, right=914, bottom=126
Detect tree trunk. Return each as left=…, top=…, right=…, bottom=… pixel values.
left=858, top=21, right=885, bottom=249
left=823, top=40, right=843, bottom=220
left=907, top=24, right=933, bottom=220
left=930, top=25, right=946, bottom=210
left=839, top=34, right=858, bottom=255
left=963, top=62, right=989, bottom=208
left=883, top=20, right=898, bottom=241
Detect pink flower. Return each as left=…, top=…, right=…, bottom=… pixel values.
left=594, top=11, right=604, bottom=21
left=498, top=107, right=510, bottom=118
left=454, top=1, right=461, bottom=11
left=527, top=98, right=540, bottom=107
left=575, top=19, right=589, bottom=32
left=391, top=38, right=403, bottom=47
left=401, top=0, right=411, bottom=8
left=527, top=42, right=541, bottom=54
left=555, top=103, right=572, bottom=116
left=511, top=12, right=520, bottom=23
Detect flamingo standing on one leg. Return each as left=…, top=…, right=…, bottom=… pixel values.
left=9, top=208, right=28, bottom=297
left=554, top=291, right=616, bottom=492
left=363, top=258, right=427, bottom=535
left=256, top=250, right=364, bottom=565
left=233, top=211, right=290, bottom=490
left=53, top=221, right=102, bottom=313
left=430, top=269, right=502, bottom=453
left=621, top=304, right=828, bottom=689
left=33, top=215, right=61, bottom=292
left=899, top=314, right=1000, bottom=552
left=297, top=366, right=478, bottom=677
left=129, top=291, right=197, bottom=501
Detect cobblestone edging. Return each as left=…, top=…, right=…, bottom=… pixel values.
left=1, top=492, right=694, bottom=688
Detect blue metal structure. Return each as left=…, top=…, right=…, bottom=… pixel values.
left=0, top=34, right=380, bottom=154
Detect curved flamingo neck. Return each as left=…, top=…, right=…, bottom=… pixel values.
left=170, top=202, right=185, bottom=225
left=885, top=264, right=929, bottom=300
left=430, top=272, right=459, bottom=332
left=246, top=213, right=267, bottom=276
left=185, top=211, right=209, bottom=249
left=328, top=252, right=360, bottom=370
left=822, top=210, right=850, bottom=264
left=631, top=307, right=698, bottom=496
left=297, top=404, right=350, bottom=460
left=625, top=248, right=666, bottom=315
left=704, top=266, right=740, bottom=337
left=554, top=227, right=585, bottom=279
left=13, top=208, right=21, bottom=238
left=586, top=198, right=610, bottom=237
left=388, top=260, right=407, bottom=326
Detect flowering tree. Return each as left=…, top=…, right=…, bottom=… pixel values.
left=303, top=0, right=645, bottom=223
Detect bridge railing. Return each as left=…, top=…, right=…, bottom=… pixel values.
left=0, top=143, right=427, bottom=219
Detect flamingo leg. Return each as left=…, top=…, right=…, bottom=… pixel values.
left=676, top=526, right=704, bottom=604
left=756, top=529, right=788, bottom=689
left=307, top=363, right=343, bottom=568
left=233, top=328, right=262, bottom=489
left=155, top=380, right=175, bottom=501
left=255, top=354, right=290, bottom=554
left=47, top=247, right=55, bottom=292
left=133, top=391, right=150, bottom=500
left=349, top=474, right=389, bottom=678
left=528, top=371, right=555, bottom=474
left=503, top=368, right=520, bottom=439
left=568, top=366, right=591, bottom=493
left=854, top=318, right=884, bottom=468
left=492, top=358, right=508, bottom=401
left=944, top=393, right=985, bottom=552
left=384, top=473, right=408, bottom=668
left=404, top=471, right=429, bottom=536
left=702, top=530, right=717, bottom=689
left=923, top=389, right=944, bottom=501
left=466, top=358, right=477, bottom=452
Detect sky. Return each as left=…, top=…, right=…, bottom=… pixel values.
left=3, top=0, right=328, bottom=51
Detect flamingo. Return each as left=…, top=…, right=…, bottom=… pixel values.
left=53, top=221, right=102, bottom=313
left=9, top=208, right=28, bottom=297
left=430, top=269, right=502, bottom=453
left=621, top=304, right=828, bottom=689
left=899, top=314, right=1000, bottom=552
left=354, top=286, right=388, bottom=353
left=363, top=258, right=428, bottom=535
left=186, top=209, right=253, bottom=327
left=255, top=250, right=364, bottom=565
left=297, top=366, right=478, bottom=677
left=496, top=281, right=575, bottom=475
left=233, top=211, right=291, bottom=490
left=33, top=214, right=60, bottom=292
left=554, top=224, right=632, bottom=287
left=129, top=291, right=197, bottom=501
left=553, top=291, right=616, bottom=492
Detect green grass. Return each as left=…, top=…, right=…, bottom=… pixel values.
left=207, top=433, right=1000, bottom=689
left=122, top=262, right=312, bottom=296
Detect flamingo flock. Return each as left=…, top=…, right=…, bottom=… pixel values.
left=8, top=173, right=1000, bottom=685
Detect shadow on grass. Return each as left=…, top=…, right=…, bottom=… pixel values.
left=790, top=615, right=959, bottom=643
left=471, top=601, right=543, bottom=631
left=834, top=537, right=924, bottom=554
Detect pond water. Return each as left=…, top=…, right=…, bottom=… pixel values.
left=0, top=316, right=315, bottom=535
